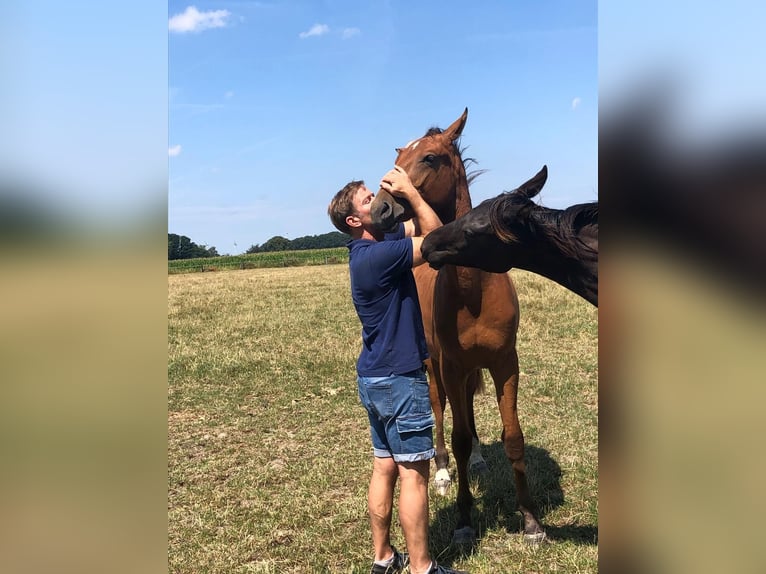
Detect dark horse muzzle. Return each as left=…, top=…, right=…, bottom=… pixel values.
left=370, top=189, right=408, bottom=233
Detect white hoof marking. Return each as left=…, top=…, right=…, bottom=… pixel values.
left=468, top=452, right=488, bottom=473
left=524, top=531, right=548, bottom=545
left=434, top=468, right=451, bottom=496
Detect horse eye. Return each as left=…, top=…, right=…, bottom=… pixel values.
left=422, top=154, right=436, bottom=165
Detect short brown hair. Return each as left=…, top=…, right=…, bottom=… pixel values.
left=327, top=180, right=364, bottom=234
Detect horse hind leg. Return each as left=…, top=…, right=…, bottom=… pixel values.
left=427, top=359, right=451, bottom=495
left=489, top=354, right=547, bottom=544
left=503, top=430, right=546, bottom=544
left=446, top=379, right=477, bottom=545
left=469, top=435, right=487, bottom=474
left=466, top=369, right=488, bottom=475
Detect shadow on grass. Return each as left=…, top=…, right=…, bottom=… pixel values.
left=428, top=442, right=597, bottom=563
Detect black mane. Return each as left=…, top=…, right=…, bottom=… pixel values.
left=491, top=194, right=598, bottom=261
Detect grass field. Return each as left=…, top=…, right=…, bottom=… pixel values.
left=168, top=264, right=598, bottom=573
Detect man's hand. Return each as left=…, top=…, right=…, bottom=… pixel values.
left=380, top=164, right=442, bottom=242
left=380, top=165, right=419, bottom=202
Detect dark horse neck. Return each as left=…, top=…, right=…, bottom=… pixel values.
left=519, top=207, right=598, bottom=306
left=525, top=251, right=598, bottom=306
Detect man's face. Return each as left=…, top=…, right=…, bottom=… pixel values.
left=348, top=185, right=375, bottom=230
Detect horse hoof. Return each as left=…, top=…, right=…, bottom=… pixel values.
left=452, top=526, right=476, bottom=545
left=434, top=468, right=451, bottom=496
left=469, top=459, right=489, bottom=475
left=523, top=531, right=548, bottom=545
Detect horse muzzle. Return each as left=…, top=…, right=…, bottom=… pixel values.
left=370, top=189, right=406, bottom=233
left=420, top=237, right=445, bottom=269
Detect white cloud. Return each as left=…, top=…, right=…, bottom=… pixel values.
left=168, top=145, right=182, bottom=157
left=224, top=91, right=234, bottom=99
left=571, top=97, right=582, bottom=110
left=169, top=6, right=231, bottom=33
left=299, top=24, right=329, bottom=38
left=342, top=27, right=361, bottom=39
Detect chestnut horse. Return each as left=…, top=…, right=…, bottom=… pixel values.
left=371, top=109, right=545, bottom=545
left=422, top=165, right=599, bottom=306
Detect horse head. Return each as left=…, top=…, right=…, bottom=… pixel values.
left=421, top=165, right=549, bottom=271
left=370, top=108, right=469, bottom=231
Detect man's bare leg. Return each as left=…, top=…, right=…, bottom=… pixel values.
left=369, top=456, right=398, bottom=562
left=397, top=460, right=431, bottom=573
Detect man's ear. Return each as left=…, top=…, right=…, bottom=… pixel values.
left=346, top=214, right=361, bottom=229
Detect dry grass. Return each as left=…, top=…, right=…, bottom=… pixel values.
left=168, top=265, right=598, bottom=573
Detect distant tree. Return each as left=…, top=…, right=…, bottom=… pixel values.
left=168, top=233, right=219, bottom=260
left=259, top=235, right=291, bottom=252
left=315, top=231, right=349, bottom=248
left=288, top=231, right=348, bottom=249
left=290, top=235, right=312, bottom=250
left=245, top=244, right=261, bottom=254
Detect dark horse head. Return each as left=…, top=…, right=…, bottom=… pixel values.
left=421, top=165, right=551, bottom=272
left=370, top=108, right=477, bottom=231
left=421, top=165, right=599, bottom=305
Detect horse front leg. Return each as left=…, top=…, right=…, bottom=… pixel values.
left=489, top=351, right=547, bottom=544
left=426, top=358, right=451, bottom=495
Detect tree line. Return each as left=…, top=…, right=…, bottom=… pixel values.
left=245, top=231, right=348, bottom=254
left=168, top=231, right=349, bottom=260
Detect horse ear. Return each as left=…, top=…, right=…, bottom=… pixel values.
left=517, top=165, right=548, bottom=199
left=395, top=148, right=402, bottom=154
left=444, top=107, right=469, bottom=142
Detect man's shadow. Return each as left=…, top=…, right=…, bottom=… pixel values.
left=427, top=442, right=597, bottom=560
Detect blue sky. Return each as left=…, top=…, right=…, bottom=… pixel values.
left=169, top=1, right=597, bottom=254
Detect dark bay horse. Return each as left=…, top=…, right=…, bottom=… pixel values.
left=421, top=165, right=599, bottom=306
left=371, top=109, right=546, bottom=545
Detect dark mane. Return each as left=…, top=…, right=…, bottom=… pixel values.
left=423, top=126, right=486, bottom=187
left=489, top=194, right=598, bottom=260
left=566, top=201, right=598, bottom=232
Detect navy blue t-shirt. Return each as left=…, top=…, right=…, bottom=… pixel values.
left=347, top=223, right=428, bottom=377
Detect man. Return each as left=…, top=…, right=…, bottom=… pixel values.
left=327, top=166, right=468, bottom=574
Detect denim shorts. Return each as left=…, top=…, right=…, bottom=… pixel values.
left=357, top=366, right=435, bottom=462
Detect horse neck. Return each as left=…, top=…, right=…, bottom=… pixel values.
left=451, top=171, right=473, bottom=222
left=532, top=248, right=597, bottom=301
left=519, top=210, right=598, bottom=303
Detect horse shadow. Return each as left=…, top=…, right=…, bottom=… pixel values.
left=427, top=442, right=597, bottom=561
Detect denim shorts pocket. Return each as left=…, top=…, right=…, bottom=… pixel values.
left=410, top=378, right=431, bottom=414
left=395, top=412, right=435, bottom=435
left=361, top=378, right=393, bottom=419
